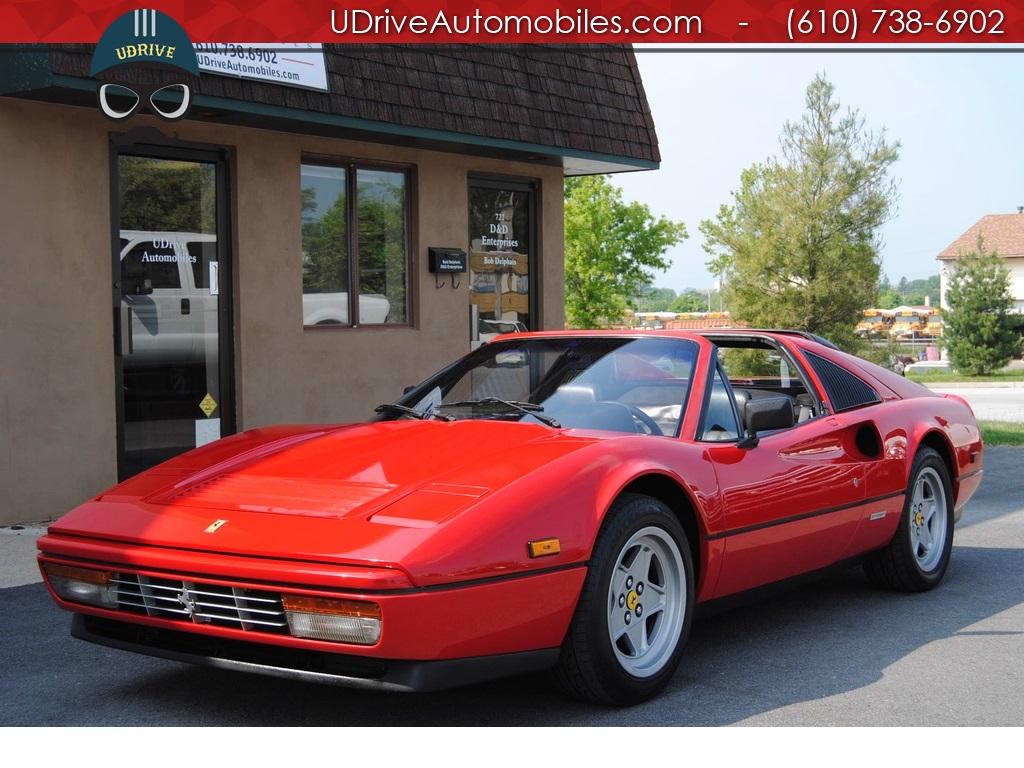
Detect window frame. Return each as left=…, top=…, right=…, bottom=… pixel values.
left=697, top=360, right=743, bottom=442
left=300, top=155, right=416, bottom=330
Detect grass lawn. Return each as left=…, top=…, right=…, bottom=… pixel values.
left=905, top=368, right=1024, bottom=385
left=979, top=421, right=1024, bottom=448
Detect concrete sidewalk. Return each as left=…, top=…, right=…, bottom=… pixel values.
left=1, top=525, right=45, bottom=588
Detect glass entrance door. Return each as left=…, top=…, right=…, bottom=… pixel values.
left=113, top=147, right=232, bottom=480
left=467, top=177, right=536, bottom=348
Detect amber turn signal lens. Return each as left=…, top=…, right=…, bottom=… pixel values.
left=43, top=562, right=114, bottom=584
left=281, top=595, right=381, bottom=618
left=528, top=537, right=561, bottom=558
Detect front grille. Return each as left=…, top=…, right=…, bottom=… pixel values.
left=113, top=573, right=289, bottom=634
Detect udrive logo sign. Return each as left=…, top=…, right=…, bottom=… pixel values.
left=90, top=9, right=200, bottom=122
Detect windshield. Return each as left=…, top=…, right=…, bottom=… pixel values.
left=379, top=336, right=698, bottom=436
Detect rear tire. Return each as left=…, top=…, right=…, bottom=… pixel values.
left=864, top=447, right=954, bottom=592
left=551, top=493, right=693, bottom=706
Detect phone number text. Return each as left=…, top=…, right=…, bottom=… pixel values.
left=787, top=8, right=1006, bottom=42
left=194, top=43, right=279, bottom=64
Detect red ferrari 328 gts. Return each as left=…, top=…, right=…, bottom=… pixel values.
left=38, top=330, right=983, bottom=706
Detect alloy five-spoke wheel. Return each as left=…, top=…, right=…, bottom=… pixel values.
left=864, top=446, right=954, bottom=592
left=909, top=465, right=948, bottom=573
left=551, top=493, right=693, bottom=706
left=607, top=526, right=686, bottom=678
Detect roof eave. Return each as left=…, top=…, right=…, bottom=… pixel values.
left=2, top=70, right=658, bottom=176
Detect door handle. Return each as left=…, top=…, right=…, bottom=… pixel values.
left=181, top=298, right=191, bottom=315
left=119, top=303, right=134, bottom=355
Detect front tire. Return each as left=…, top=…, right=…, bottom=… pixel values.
left=551, top=494, right=693, bottom=706
left=864, top=447, right=954, bottom=591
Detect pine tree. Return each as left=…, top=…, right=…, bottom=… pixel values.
left=942, top=239, right=1022, bottom=375
left=700, top=74, right=900, bottom=351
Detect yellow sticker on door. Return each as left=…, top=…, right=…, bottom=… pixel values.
left=199, top=393, right=218, bottom=417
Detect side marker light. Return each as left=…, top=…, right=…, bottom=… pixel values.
left=528, top=538, right=561, bottom=558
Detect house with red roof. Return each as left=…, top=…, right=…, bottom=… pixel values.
left=937, top=210, right=1024, bottom=314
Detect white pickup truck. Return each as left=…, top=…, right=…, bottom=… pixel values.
left=300, top=291, right=390, bottom=326
left=119, top=231, right=390, bottom=366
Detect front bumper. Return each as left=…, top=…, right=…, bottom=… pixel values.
left=38, top=535, right=586, bottom=686
left=73, top=613, right=561, bottom=692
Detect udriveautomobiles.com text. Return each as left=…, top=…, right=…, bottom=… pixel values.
left=329, top=8, right=703, bottom=37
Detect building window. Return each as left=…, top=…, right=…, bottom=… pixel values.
left=300, top=161, right=410, bottom=327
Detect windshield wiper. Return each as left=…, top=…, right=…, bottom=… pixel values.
left=374, top=403, right=453, bottom=421
left=443, top=397, right=561, bottom=428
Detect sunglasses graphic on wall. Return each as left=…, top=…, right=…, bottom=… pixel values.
left=96, top=81, right=193, bottom=121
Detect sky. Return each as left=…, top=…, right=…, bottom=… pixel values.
left=613, top=48, right=1024, bottom=294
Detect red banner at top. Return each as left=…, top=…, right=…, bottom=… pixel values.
left=1, top=0, right=1023, bottom=44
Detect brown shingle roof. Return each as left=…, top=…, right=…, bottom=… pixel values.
left=8, top=43, right=659, bottom=173
left=938, top=213, right=1024, bottom=260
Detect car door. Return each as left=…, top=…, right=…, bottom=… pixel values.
left=697, top=355, right=868, bottom=599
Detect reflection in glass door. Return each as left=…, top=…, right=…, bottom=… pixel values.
left=468, top=177, right=536, bottom=348
left=114, top=148, right=232, bottom=480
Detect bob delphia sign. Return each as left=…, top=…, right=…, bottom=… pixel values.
left=428, top=247, right=468, bottom=274
left=482, top=254, right=517, bottom=268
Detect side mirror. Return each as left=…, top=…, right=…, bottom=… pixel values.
left=736, top=396, right=795, bottom=449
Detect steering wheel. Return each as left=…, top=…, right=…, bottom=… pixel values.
left=626, top=405, right=664, bottom=436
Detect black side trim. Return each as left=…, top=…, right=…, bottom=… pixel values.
left=695, top=555, right=869, bottom=618
left=72, top=614, right=559, bottom=693
left=705, top=490, right=905, bottom=542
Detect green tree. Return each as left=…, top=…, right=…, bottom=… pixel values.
left=904, top=275, right=941, bottom=307
left=669, top=289, right=706, bottom=313
left=876, top=287, right=902, bottom=309
left=357, top=170, right=408, bottom=322
left=700, top=74, right=900, bottom=351
left=637, top=286, right=678, bottom=312
left=564, top=176, right=687, bottom=329
left=942, top=239, right=1022, bottom=375
left=119, top=156, right=216, bottom=233
left=302, top=186, right=349, bottom=293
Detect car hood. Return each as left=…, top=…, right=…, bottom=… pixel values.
left=47, top=420, right=607, bottom=575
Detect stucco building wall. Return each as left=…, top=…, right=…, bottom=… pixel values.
left=0, top=97, right=565, bottom=525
